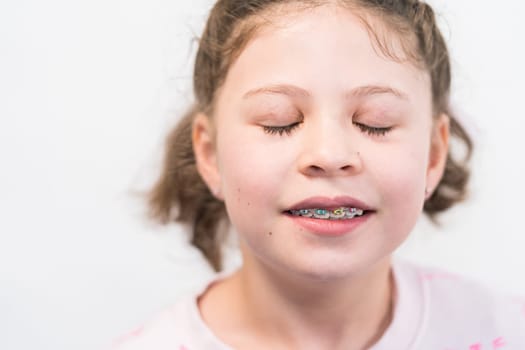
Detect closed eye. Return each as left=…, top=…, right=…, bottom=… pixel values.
left=353, top=122, right=392, bottom=136
left=263, top=122, right=302, bottom=136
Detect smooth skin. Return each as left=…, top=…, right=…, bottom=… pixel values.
left=192, top=4, right=449, bottom=350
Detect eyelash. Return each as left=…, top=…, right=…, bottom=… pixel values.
left=262, top=122, right=392, bottom=136
left=263, top=122, right=302, bottom=136
left=354, top=122, right=392, bottom=136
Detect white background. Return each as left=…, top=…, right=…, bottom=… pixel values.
left=1, top=1, right=524, bottom=349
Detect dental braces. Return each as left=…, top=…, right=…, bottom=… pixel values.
left=289, top=207, right=364, bottom=220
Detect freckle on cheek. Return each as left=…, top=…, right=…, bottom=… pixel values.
left=268, top=231, right=272, bottom=236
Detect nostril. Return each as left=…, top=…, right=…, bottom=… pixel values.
left=309, top=165, right=324, bottom=172
left=299, top=150, right=362, bottom=177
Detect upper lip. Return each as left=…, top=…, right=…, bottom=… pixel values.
left=284, top=196, right=374, bottom=212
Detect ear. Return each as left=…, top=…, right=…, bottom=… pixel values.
left=425, top=113, right=450, bottom=199
left=192, top=113, right=223, bottom=200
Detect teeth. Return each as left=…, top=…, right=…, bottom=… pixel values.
left=289, top=207, right=365, bottom=220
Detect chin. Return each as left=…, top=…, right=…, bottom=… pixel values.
left=283, top=254, right=376, bottom=282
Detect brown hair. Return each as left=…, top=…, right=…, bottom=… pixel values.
left=148, top=0, right=473, bottom=272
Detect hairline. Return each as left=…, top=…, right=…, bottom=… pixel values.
left=208, top=1, right=428, bottom=117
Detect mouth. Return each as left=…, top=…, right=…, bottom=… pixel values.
left=284, top=207, right=371, bottom=220
left=283, top=196, right=375, bottom=221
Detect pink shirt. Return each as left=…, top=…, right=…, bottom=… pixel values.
left=111, top=259, right=525, bottom=349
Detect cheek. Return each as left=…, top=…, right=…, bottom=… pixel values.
left=370, top=137, right=429, bottom=216
left=216, top=129, right=293, bottom=224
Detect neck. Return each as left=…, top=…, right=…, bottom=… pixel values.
left=233, top=251, right=395, bottom=349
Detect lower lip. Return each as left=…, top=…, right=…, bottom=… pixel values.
left=284, top=212, right=372, bottom=236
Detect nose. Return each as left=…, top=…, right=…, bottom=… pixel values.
left=297, top=119, right=363, bottom=178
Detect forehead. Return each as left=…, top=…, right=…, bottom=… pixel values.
left=217, top=4, right=430, bottom=107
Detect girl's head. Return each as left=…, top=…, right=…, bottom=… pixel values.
left=149, top=0, right=472, bottom=274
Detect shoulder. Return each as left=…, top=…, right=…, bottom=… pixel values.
left=417, top=262, right=524, bottom=321
left=109, top=298, right=195, bottom=350
left=395, top=259, right=525, bottom=347
left=108, top=271, right=235, bottom=350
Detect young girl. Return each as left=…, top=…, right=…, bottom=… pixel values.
left=113, top=0, right=525, bottom=349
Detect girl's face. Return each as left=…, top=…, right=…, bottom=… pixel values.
left=194, top=5, right=448, bottom=279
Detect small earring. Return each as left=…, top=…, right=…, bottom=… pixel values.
left=212, top=187, right=221, bottom=198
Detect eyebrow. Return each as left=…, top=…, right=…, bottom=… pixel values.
left=242, top=83, right=409, bottom=101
